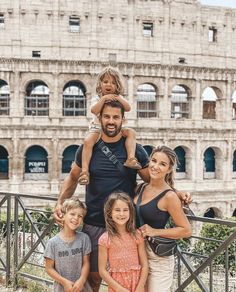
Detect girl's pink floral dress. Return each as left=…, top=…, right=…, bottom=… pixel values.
left=98, top=231, right=143, bottom=292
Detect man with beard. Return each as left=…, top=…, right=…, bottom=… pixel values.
left=54, top=100, right=150, bottom=292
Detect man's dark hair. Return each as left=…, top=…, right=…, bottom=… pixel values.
left=100, top=100, right=125, bottom=117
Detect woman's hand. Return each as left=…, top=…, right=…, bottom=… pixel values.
left=176, top=191, right=193, bottom=204
left=140, top=224, right=157, bottom=237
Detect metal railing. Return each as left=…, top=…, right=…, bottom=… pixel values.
left=0, top=192, right=235, bottom=291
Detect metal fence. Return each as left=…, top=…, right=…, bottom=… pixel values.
left=0, top=192, right=235, bottom=292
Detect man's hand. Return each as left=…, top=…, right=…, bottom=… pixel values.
left=53, top=203, right=64, bottom=227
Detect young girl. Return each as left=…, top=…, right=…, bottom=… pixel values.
left=78, top=66, right=141, bottom=185
left=134, top=146, right=192, bottom=292
left=44, top=198, right=92, bottom=292
left=98, top=192, right=148, bottom=292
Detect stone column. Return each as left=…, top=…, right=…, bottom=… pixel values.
left=49, top=138, right=60, bottom=194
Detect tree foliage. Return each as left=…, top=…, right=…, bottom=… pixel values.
left=193, top=217, right=236, bottom=272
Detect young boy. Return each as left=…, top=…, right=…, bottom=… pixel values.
left=44, top=198, right=92, bottom=292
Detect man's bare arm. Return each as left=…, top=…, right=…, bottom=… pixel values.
left=54, top=162, right=81, bottom=224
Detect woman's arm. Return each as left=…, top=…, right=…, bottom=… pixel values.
left=98, top=245, right=129, bottom=292
left=45, top=258, right=74, bottom=292
left=140, top=191, right=192, bottom=239
left=72, top=254, right=90, bottom=292
left=135, top=241, right=148, bottom=292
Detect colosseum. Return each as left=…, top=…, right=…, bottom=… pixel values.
left=0, top=0, right=235, bottom=218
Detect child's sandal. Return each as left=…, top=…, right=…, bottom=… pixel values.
left=78, top=171, right=90, bottom=185
left=124, top=157, right=142, bottom=170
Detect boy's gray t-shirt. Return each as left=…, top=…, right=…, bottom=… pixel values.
left=44, top=231, right=91, bottom=292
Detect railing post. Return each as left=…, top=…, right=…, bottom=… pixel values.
left=5, top=196, right=11, bottom=287
left=13, top=195, right=19, bottom=289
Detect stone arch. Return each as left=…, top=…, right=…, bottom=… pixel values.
left=62, top=144, right=80, bottom=173
left=231, top=90, right=236, bottom=119
left=203, top=146, right=223, bottom=179
left=202, top=86, right=222, bottom=119
left=62, top=80, right=87, bottom=116
left=170, top=84, right=192, bottom=119
left=0, top=79, right=10, bottom=115
left=174, top=145, right=192, bottom=179
left=0, top=145, right=9, bottom=179
left=204, top=207, right=222, bottom=218
left=24, top=80, right=49, bottom=116
left=232, top=149, right=236, bottom=178
left=24, top=145, right=48, bottom=180
left=143, top=144, right=154, bottom=157
left=233, top=209, right=236, bottom=217
left=136, top=83, right=158, bottom=118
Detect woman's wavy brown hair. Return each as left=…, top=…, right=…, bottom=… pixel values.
left=96, top=66, right=125, bottom=97
left=150, top=145, right=179, bottom=189
left=104, top=191, right=136, bottom=237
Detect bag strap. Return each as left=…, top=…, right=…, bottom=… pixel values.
left=97, top=140, right=133, bottom=180
left=136, top=182, right=148, bottom=226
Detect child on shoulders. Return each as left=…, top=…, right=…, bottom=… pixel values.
left=78, top=66, right=142, bottom=185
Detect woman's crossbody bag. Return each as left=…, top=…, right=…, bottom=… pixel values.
left=136, top=183, right=177, bottom=257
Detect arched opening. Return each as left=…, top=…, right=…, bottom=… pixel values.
left=170, top=85, right=190, bottom=119
left=136, top=84, right=157, bottom=118
left=62, top=145, right=79, bottom=173
left=143, top=145, right=154, bottom=157
left=203, top=147, right=215, bottom=179
left=25, top=145, right=48, bottom=180
left=25, top=81, right=49, bottom=116
left=202, top=87, right=218, bottom=119
left=233, top=209, right=236, bottom=217
left=204, top=207, right=222, bottom=218
left=232, top=150, right=236, bottom=178
left=0, top=146, right=9, bottom=179
left=204, top=207, right=215, bottom=218
left=174, top=146, right=186, bottom=179
left=0, top=80, right=10, bottom=115
left=63, top=81, right=86, bottom=116
left=232, top=90, right=236, bottom=119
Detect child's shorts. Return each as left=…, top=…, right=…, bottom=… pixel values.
left=88, top=121, right=101, bottom=133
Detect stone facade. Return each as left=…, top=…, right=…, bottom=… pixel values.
left=0, top=0, right=236, bottom=218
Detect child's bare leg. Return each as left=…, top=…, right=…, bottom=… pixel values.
left=79, top=131, right=100, bottom=185
left=122, top=128, right=142, bottom=170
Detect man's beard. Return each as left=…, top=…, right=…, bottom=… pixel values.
left=101, top=123, right=122, bottom=137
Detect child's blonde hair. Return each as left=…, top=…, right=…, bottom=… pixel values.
left=61, top=197, right=87, bottom=217
left=96, top=66, right=125, bottom=97
left=104, top=191, right=136, bottom=237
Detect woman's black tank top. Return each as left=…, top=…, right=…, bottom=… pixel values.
left=138, top=184, right=172, bottom=229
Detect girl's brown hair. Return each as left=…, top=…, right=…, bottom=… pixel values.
left=104, top=192, right=136, bottom=237
left=96, top=66, right=125, bottom=97
left=150, top=145, right=179, bottom=189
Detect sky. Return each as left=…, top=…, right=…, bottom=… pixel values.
left=201, top=0, right=236, bottom=8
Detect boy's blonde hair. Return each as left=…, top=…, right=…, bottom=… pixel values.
left=96, top=66, right=125, bottom=97
left=61, top=197, right=87, bottom=217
